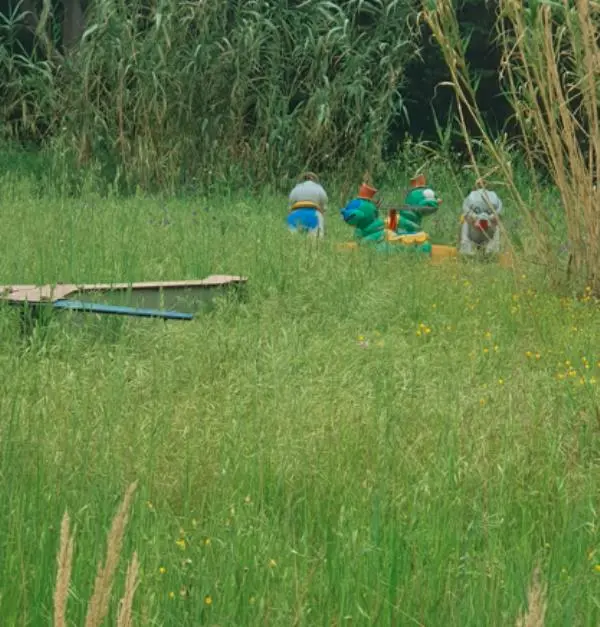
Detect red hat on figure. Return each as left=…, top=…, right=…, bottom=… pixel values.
left=410, top=174, right=427, bottom=188
left=358, top=183, right=378, bottom=200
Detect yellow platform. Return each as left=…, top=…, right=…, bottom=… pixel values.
left=336, top=241, right=513, bottom=267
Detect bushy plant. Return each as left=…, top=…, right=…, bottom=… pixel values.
left=1, top=0, right=422, bottom=191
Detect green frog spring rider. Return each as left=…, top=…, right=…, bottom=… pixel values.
left=340, top=175, right=442, bottom=254
left=339, top=182, right=387, bottom=248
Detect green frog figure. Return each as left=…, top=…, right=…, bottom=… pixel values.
left=340, top=176, right=442, bottom=255
left=339, top=182, right=388, bottom=248
left=385, top=174, right=442, bottom=254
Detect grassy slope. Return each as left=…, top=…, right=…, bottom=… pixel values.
left=0, top=175, right=598, bottom=626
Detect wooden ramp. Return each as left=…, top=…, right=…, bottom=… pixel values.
left=0, top=275, right=247, bottom=321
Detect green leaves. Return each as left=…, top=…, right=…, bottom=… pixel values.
left=1, top=0, right=422, bottom=188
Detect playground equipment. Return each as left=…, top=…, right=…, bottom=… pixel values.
left=0, top=275, right=247, bottom=329
left=458, top=186, right=503, bottom=257
left=383, top=174, right=442, bottom=254
left=339, top=176, right=513, bottom=266
left=339, top=175, right=442, bottom=255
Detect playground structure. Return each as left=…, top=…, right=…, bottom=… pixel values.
left=338, top=175, right=513, bottom=266
left=338, top=233, right=513, bottom=266
left=339, top=175, right=442, bottom=255
left=0, top=275, right=248, bottom=328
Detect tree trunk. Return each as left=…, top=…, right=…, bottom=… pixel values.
left=61, top=0, right=85, bottom=50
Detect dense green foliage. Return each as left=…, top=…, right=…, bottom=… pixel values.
left=0, top=0, right=512, bottom=191
left=1, top=0, right=428, bottom=191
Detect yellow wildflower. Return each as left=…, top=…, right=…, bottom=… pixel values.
left=595, top=564, right=600, bottom=573
left=268, top=559, right=277, bottom=568
left=498, top=378, right=504, bottom=385
left=175, top=538, right=186, bottom=550
left=588, top=549, right=595, bottom=561
left=525, top=351, right=533, bottom=359
left=204, top=595, right=213, bottom=606
left=169, top=591, right=175, bottom=600
left=485, top=331, right=492, bottom=339
left=159, top=566, right=167, bottom=575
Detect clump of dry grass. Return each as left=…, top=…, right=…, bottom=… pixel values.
left=117, top=552, right=140, bottom=627
left=515, top=565, right=547, bottom=627
left=54, top=512, right=75, bottom=627
left=421, top=0, right=600, bottom=293
left=53, top=481, right=139, bottom=627
left=85, top=480, right=138, bottom=627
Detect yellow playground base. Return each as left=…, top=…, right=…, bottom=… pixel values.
left=337, top=241, right=514, bottom=268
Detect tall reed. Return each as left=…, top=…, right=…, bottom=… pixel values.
left=2, top=0, right=420, bottom=191
left=421, top=0, right=600, bottom=293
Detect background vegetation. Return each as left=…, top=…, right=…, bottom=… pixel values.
left=0, top=0, right=514, bottom=190
left=0, top=2, right=600, bottom=624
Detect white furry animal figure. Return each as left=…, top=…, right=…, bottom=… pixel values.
left=459, top=184, right=503, bottom=256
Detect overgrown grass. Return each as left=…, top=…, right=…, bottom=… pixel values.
left=0, top=167, right=599, bottom=625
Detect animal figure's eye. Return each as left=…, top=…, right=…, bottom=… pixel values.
left=422, top=188, right=436, bottom=200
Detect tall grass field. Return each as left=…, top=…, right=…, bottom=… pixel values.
left=0, top=165, right=599, bottom=626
